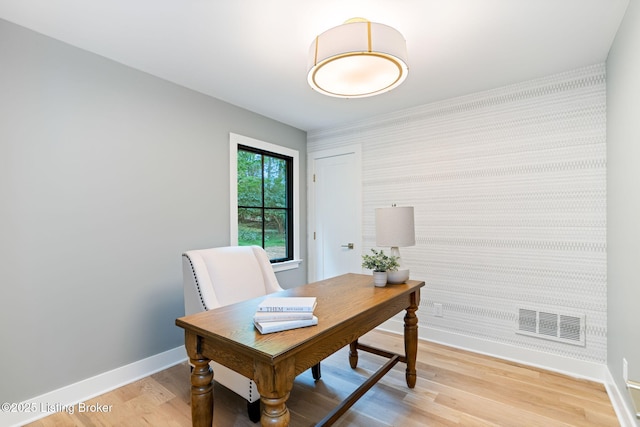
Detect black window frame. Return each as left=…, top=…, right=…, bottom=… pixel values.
left=237, top=144, right=294, bottom=263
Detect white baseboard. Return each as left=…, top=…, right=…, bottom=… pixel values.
left=604, top=367, right=640, bottom=427
left=1, top=346, right=187, bottom=427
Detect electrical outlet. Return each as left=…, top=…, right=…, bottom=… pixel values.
left=624, top=358, right=629, bottom=382
left=434, top=303, right=443, bottom=317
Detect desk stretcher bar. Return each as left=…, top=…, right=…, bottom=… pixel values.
left=316, top=341, right=404, bottom=426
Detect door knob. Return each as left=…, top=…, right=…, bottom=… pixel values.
left=341, top=243, right=355, bottom=249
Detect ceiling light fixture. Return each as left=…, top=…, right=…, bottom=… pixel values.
left=307, top=18, right=409, bottom=98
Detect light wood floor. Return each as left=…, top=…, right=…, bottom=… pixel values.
left=27, top=330, right=618, bottom=427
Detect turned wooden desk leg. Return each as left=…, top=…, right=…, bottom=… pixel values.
left=349, top=340, right=359, bottom=369
left=190, top=357, right=213, bottom=427
left=404, top=290, right=419, bottom=388
left=185, top=332, right=214, bottom=427
left=253, top=359, right=295, bottom=427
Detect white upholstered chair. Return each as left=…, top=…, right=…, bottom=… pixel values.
left=182, top=245, right=320, bottom=422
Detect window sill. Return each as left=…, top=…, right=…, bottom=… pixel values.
left=272, top=259, right=303, bottom=272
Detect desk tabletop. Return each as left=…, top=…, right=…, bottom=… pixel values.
left=176, top=273, right=424, bottom=365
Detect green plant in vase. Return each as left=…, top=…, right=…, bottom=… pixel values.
left=361, top=249, right=399, bottom=287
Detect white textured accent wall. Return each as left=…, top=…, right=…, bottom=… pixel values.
left=308, top=64, right=606, bottom=364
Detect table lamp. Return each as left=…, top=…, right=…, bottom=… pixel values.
left=375, top=205, right=415, bottom=283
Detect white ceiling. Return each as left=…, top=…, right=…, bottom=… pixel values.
left=0, top=0, right=629, bottom=131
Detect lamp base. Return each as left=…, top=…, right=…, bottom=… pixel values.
left=387, top=269, right=409, bottom=284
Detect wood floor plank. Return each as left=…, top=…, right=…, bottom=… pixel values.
left=26, top=330, right=618, bottom=427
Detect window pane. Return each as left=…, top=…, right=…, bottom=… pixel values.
left=264, top=209, right=287, bottom=260
left=238, top=150, right=262, bottom=207
left=238, top=208, right=263, bottom=246
left=264, top=155, right=287, bottom=208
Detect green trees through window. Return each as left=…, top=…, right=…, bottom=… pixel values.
left=237, top=145, right=293, bottom=262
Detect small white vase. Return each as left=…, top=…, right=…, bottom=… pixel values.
left=373, top=271, right=388, bottom=287
left=386, top=269, right=409, bottom=284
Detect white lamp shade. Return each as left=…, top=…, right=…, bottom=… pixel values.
left=375, top=206, right=415, bottom=247
left=307, top=20, right=409, bottom=98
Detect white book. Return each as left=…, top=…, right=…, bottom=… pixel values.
left=254, top=316, right=318, bottom=334
left=253, top=311, right=315, bottom=322
left=257, top=296, right=317, bottom=312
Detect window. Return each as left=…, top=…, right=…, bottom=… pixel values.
left=237, top=145, right=292, bottom=261
left=230, top=133, right=301, bottom=271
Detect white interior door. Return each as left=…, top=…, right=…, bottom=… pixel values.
left=309, top=146, right=362, bottom=281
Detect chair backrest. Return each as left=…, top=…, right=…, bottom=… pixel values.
left=182, top=246, right=283, bottom=315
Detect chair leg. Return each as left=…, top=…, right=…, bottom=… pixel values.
left=312, top=362, right=321, bottom=381
left=247, top=399, right=260, bottom=423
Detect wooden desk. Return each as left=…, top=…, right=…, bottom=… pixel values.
left=175, top=273, right=424, bottom=427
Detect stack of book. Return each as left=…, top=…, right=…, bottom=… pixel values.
left=253, top=296, right=318, bottom=334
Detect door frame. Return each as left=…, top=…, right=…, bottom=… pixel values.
left=307, top=144, right=363, bottom=282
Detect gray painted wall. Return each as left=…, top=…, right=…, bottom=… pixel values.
left=607, top=0, right=640, bottom=422
left=0, top=19, right=307, bottom=403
